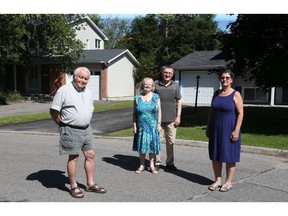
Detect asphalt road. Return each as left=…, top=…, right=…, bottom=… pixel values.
left=1, top=132, right=288, bottom=202
left=0, top=101, right=287, bottom=215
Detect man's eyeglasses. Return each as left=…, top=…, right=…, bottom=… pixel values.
left=220, top=76, right=230, bottom=80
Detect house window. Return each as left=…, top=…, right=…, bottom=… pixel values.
left=243, top=87, right=268, bottom=102
left=95, top=39, right=101, bottom=49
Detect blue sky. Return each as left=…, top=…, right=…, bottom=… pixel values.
left=100, top=14, right=237, bottom=31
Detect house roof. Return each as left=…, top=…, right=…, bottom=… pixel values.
left=171, top=50, right=228, bottom=70
left=77, top=49, right=140, bottom=66
left=70, top=15, right=109, bottom=41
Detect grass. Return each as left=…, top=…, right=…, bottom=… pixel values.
left=105, top=105, right=288, bottom=150
left=1, top=100, right=287, bottom=150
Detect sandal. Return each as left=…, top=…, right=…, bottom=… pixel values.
left=208, top=183, right=221, bottom=191
left=85, top=183, right=107, bottom=194
left=69, top=186, right=84, bottom=198
left=150, top=167, right=158, bottom=174
left=135, top=165, right=145, bottom=174
left=219, top=183, right=232, bottom=192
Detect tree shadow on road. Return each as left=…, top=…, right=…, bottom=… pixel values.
left=26, top=170, right=85, bottom=192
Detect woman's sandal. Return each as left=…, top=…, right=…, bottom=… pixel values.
left=85, top=183, right=107, bottom=194
left=208, top=183, right=221, bottom=191
left=69, top=186, right=84, bottom=198
left=219, top=183, right=232, bottom=192
left=135, top=165, right=145, bottom=174
left=150, top=167, right=158, bottom=174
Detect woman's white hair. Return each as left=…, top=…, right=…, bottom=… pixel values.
left=140, top=77, right=155, bottom=92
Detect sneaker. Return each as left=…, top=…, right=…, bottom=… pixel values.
left=165, top=165, right=178, bottom=171
left=155, top=161, right=161, bottom=166
left=154, top=161, right=161, bottom=171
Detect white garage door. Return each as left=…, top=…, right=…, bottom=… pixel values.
left=180, top=71, right=220, bottom=104
left=66, top=70, right=100, bottom=100
left=86, top=71, right=100, bottom=100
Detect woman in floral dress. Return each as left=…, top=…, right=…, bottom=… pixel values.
left=133, top=77, right=162, bottom=174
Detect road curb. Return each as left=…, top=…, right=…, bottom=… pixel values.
left=92, top=136, right=288, bottom=159
left=1, top=131, right=287, bottom=159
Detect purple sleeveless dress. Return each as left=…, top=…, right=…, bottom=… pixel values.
left=208, top=90, right=241, bottom=163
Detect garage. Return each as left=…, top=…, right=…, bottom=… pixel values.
left=180, top=71, right=220, bottom=104
left=86, top=71, right=100, bottom=100
left=172, top=50, right=227, bottom=105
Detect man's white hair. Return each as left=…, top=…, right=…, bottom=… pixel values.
left=73, top=67, right=91, bottom=77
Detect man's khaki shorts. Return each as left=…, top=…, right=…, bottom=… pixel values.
left=58, top=125, right=94, bottom=155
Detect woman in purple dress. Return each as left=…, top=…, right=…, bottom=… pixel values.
left=206, top=69, right=244, bottom=192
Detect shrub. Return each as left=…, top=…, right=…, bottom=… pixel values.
left=0, top=91, right=25, bottom=105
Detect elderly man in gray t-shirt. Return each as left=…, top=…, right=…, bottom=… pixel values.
left=154, top=65, right=182, bottom=172
left=50, top=67, right=106, bottom=198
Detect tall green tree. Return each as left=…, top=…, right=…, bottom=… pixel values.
left=124, top=14, right=220, bottom=82
left=222, top=14, right=288, bottom=89
left=0, top=14, right=84, bottom=72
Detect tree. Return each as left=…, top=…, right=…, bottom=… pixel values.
left=124, top=14, right=220, bottom=82
left=98, top=15, right=131, bottom=49
left=0, top=14, right=84, bottom=73
left=221, top=14, right=288, bottom=89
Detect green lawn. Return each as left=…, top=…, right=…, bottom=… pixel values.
left=105, top=105, right=288, bottom=150
left=0, top=101, right=287, bottom=150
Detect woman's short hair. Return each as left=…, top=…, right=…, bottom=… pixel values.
left=140, top=77, right=155, bottom=92
left=218, top=68, right=235, bottom=81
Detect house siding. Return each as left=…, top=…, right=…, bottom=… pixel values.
left=107, top=56, right=135, bottom=100
left=74, top=21, right=104, bottom=50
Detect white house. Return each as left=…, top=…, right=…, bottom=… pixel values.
left=172, top=51, right=288, bottom=106
left=67, top=15, right=140, bottom=101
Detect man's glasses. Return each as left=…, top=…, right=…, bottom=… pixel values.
left=220, top=76, right=230, bottom=80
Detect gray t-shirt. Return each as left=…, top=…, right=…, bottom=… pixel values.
left=51, top=82, right=94, bottom=126
left=154, top=80, right=182, bottom=122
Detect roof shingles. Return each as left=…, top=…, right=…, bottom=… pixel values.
left=171, top=50, right=227, bottom=69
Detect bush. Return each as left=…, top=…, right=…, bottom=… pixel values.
left=0, top=91, right=25, bottom=105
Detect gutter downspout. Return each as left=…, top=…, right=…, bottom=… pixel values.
left=270, top=87, right=275, bottom=106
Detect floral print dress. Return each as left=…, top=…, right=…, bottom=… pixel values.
left=132, top=93, right=161, bottom=155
